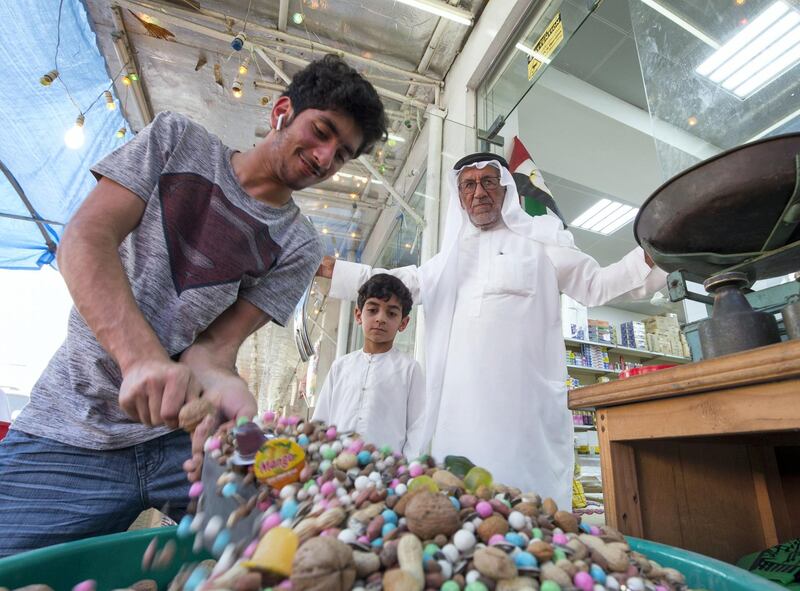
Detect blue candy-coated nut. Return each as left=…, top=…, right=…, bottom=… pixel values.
left=231, top=38, right=244, bottom=51
left=184, top=566, right=208, bottom=591
left=370, top=537, right=383, bottom=548
left=357, top=450, right=372, bottom=466
left=280, top=499, right=299, bottom=520
left=579, top=522, right=592, bottom=534
left=590, top=564, right=607, bottom=584
left=514, top=551, right=537, bottom=568
left=387, top=488, right=395, bottom=496
left=177, top=515, right=193, bottom=539
left=297, top=434, right=309, bottom=447
left=505, top=532, right=525, bottom=547
left=382, top=522, right=397, bottom=537
left=222, top=482, right=237, bottom=498
left=449, top=496, right=461, bottom=510
left=212, top=529, right=231, bottom=557
left=381, top=509, right=398, bottom=524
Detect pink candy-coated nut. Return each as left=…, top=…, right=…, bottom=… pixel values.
left=590, top=526, right=601, bottom=536
left=321, top=481, right=336, bottom=497
left=357, top=535, right=370, bottom=544
left=409, top=464, right=424, bottom=478
left=655, top=587, right=669, bottom=591
left=188, top=481, right=204, bottom=498
left=263, top=411, right=276, bottom=422
left=390, top=479, right=401, bottom=489
left=326, top=427, right=337, bottom=440
left=475, top=501, right=493, bottom=518
left=72, top=581, right=96, bottom=591
left=207, top=437, right=222, bottom=451
left=350, top=439, right=364, bottom=452
left=277, top=580, right=293, bottom=590
left=257, top=501, right=271, bottom=512
left=553, top=533, right=569, bottom=545
left=397, top=465, right=408, bottom=475
left=260, top=512, right=283, bottom=535
left=277, top=416, right=289, bottom=427
left=574, top=572, right=594, bottom=591
left=488, top=534, right=506, bottom=546
left=243, top=540, right=259, bottom=559
left=319, top=499, right=330, bottom=510
left=288, top=415, right=300, bottom=425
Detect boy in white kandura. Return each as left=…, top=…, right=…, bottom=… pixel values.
left=312, top=273, right=426, bottom=458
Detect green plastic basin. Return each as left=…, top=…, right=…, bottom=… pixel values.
left=0, top=528, right=785, bottom=590
left=0, top=527, right=211, bottom=590
left=628, top=537, right=786, bottom=591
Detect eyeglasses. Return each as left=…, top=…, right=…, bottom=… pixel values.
left=458, top=176, right=501, bottom=195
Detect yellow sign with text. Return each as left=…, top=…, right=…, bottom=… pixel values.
left=526, top=12, right=564, bottom=81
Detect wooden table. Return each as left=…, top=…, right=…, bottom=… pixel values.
left=569, top=340, right=800, bottom=563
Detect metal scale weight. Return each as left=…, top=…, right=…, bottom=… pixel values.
left=634, top=132, right=800, bottom=360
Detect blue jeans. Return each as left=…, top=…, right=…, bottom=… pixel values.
left=0, top=429, right=192, bottom=557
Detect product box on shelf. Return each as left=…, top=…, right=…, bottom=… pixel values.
left=561, top=294, right=588, bottom=340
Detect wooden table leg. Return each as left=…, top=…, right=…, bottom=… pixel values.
left=598, top=409, right=643, bottom=536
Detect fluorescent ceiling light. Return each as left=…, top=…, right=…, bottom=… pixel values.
left=639, top=0, right=720, bottom=49
left=695, top=1, right=800, bottom=98
left=387, top=133, right=406, bottom=143
left=571, top=199, right=639, bottom=235
left=395, top=0, right=473, bottom=26
left=515, top=42, right=552, bottom=64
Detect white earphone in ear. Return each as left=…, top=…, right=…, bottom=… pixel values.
left=276, top=114, right=286, bottom=131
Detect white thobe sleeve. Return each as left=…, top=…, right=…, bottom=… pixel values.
left=329, top=260, right=423, bottom=304
left=545, top=242, right=667, bottom=307
left=311, top=361, right=336, bottom=424
left=402, top=361, right=428, bottom=459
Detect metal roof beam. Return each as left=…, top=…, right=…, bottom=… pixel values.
left=117, top=0, right=443, bottom=86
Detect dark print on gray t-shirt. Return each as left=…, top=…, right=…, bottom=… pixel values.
left=159, top=172, right=282, bottom=293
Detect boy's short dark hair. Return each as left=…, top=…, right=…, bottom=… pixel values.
left=357, top=274, right=413, bottom=317
left=283, top=55, right=387, bottom=156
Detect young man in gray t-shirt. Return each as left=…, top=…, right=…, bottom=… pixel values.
left=0, top=55, right=387, bottom=556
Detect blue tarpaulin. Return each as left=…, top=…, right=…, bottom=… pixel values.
left=0, top=0, right=130, bottom=269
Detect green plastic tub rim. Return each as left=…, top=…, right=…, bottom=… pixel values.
left=0, top=528, right=786, bottom=591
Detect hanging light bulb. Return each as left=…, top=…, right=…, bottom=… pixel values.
left=238, top=57, right=250, bottom=76
left=40, top=69, right=59, bottom=86
left=115, top=127, right=127, bottom=139
left=64, top=114, right=86, bottom=150
left=104, top=90, right=116, bottom=110
left=122, top=75, right=132, bottom=86
left=231, top=32, right=246, bottom=51
left=292, top=12, right=304, bottom=24
left=232, top=78, right=244, bottom=98
left=128, top=72, right=139, bottom=82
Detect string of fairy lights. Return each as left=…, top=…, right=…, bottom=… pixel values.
left=40, top=0, right=134, bottom=149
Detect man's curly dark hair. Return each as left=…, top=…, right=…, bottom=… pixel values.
left=283, top=55, right=387, bottom=157
left=357, top=274, right=413, bottom=318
